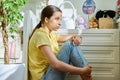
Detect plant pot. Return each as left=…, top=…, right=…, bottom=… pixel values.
left=0, top=63, right=25, bottom=80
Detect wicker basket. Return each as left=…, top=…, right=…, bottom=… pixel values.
left=98, top=17, right=113, bottom=29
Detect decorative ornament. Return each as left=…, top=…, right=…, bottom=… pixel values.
left=76, top=15, right=88, bottom=30
left=82, top=0, right=96, bottom=15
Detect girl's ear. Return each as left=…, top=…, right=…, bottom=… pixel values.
left=45, top=17, right=49, bottom=23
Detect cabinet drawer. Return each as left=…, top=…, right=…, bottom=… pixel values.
left=91, top=63, right=120, bottom=80
left=65, top=64, right=120, bottom=80
left=81, top=46, right=119, bottom=63
left=57, top=29, right=119, bottom=46
left=81, top=29, right=119, bottom=46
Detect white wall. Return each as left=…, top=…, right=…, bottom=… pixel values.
left=65, top=0, right=117, bottom=21
left=23, top=0, right=118, bottom=22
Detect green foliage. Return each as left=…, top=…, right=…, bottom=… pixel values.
left=0, top=0, right=29, bottom=33
left=0, top=0, right=29, bottom=63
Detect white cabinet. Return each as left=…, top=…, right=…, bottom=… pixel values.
left=57, top=29, right=120, bottom=80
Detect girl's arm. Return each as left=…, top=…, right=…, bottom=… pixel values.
left=58, top=35, right=82, bottom=45
left=57, top=35, right=73, bottom=43
left=39, top=45, right=91, bottom=75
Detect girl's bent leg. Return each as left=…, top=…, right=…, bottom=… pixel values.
left=41, top=40, right=73, bottom=80
left=41, top=66, right=67, bottom=80
left=57, top=40, right=88, bottom=67
left=70, top=44, right=88, bottom=67
left=41, top=40, right=89, bottom=80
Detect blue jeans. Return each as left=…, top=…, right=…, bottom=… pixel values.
left=41, top=40, right=88, bottom=80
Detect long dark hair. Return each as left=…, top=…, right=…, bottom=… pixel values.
left=30, top=5, right=62, bottom=39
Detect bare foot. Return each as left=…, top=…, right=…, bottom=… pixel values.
left=80, top=74, right=92, bottom=80
left=80, top=65, right=92, bottom=80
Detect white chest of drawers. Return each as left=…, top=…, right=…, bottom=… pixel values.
left=57, top=29, right=120, bottom=80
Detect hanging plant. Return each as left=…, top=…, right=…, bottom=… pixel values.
left=0, top=0, right=29, bottom=64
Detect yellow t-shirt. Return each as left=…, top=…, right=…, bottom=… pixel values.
left=28, top=28, right=60, bottom=80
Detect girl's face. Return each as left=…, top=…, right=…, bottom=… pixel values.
left=46, top=11, right=62, bottom=31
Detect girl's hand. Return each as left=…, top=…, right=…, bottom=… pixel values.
left=81, top=66, right=92, bottom=75
left=72, top=35, right=82, bottom=46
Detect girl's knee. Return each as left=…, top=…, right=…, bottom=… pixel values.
left=64, top=40, right=73, bottom=46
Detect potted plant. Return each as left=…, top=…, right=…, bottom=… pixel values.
left=0, top=0, right=28, bottom=79
left=0, top=0, right=28, bottom=64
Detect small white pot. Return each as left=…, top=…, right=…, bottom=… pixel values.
left=0, top=64, right=25, bottom=80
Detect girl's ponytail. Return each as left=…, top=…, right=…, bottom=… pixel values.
left=29, top=21, right=41, bottom=39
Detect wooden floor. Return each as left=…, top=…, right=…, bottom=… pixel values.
left=65, top=74, right=82, bottom=80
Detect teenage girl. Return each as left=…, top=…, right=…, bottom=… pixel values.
left=28, top=5, right=92, bottom=80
